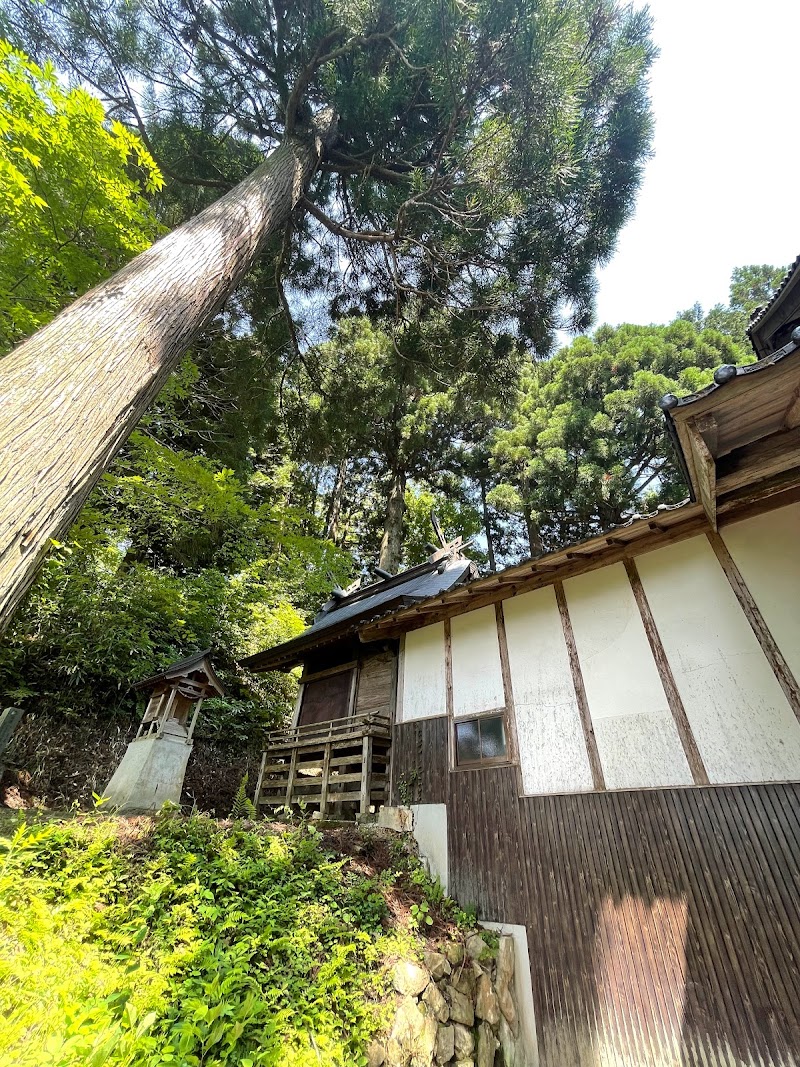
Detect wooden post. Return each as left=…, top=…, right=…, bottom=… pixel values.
left=359, top=734, right=373, bottom=815
left=157, top=689, right=177, bottom=735
left=253, top=750, right=267, bottom=810
left=320, top=742, right=332, bottom=816
left=0, top=706, right=23, bottom=760
left=555, top=581, right=606, bottom=791
left=624, top=557, right=709, bottom=784
left=284, top=747, right=298, bottom=809
left=185, top=697, right=204, bottom=742
left=708, top=529, right=800, bottom=723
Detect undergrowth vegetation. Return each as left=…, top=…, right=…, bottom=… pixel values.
left=0, top=811, right=468, bottom=1066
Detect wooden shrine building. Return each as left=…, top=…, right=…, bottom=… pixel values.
left=243, top=538, right=477, bottom=817
left=245, top=257, right=800, bottom=1067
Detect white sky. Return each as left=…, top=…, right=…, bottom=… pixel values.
left=591, top=0, right=800, bottom=329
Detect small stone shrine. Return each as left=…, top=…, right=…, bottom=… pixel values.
left=104, top=650, right=224, bottom=813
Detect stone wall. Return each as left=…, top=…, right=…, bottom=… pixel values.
left=369, top=930, right=526, bottom=1067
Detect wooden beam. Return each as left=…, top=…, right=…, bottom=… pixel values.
left=253, top=751, right=267, bottom=809
left=319, top=742, right=331, bottom=816
left=686, top=416, right=717, bottom=530
left=716, top=424, right=800, bottom=496
left=783, top=386, right=800, bottom=430
left=358, top=472, right=800, bottom=644
left=624, top=558, right=709, bottom=785
left=284, top=747, right=298, bottom=808
left=554, top=581, right=605, bottom=791
left=300, top=660, right=358, bottom=684
left=707, top=531, right=800, bottom=725
left=359, top=734, right=373, bottom=815
left=495, top=602, right=523, bottom=793
left=695, top=412, right=719, bottom=455
left=444, top=617, right=454, bottom=769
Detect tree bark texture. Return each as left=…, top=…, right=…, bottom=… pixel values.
left=378, top=466, right=406, bottom=574
left=324, top=457, right=348, bottom=543
left=479, top=476, right=496, bottom=572
left=0, top=117, right=335, bottom=633
left=523, top=503, right=543, bottom=558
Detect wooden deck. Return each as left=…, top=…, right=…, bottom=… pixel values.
left=255, top=712, right=391, bottom=816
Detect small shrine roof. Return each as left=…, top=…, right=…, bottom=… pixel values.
left=133, top=649, right=225, bottom=696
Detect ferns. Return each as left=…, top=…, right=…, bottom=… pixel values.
left=229, top=772, right=257, bottom=820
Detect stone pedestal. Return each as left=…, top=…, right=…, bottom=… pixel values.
left=104, top=722, right=192, bottom=813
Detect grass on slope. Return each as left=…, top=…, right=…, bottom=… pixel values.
left=0, top=809, right=469, bottom=1067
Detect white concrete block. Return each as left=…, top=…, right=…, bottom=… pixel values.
left=411, top=803, right=449, bottom=894
left=104, top=732, right=192, bottom=813
left=480, top=920, right=539, bottom=1067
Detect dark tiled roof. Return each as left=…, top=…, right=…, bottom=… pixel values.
left=310, top=558, right=475, bottom=634
left=747, top=254, right=800, bottom=336
left=242, top=556, right=477, bottom=671
left=659, top=336, right=800, bottom=415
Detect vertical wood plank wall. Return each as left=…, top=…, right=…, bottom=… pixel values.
left=390, top=500, right=800, bottom=1066
left=390, top=729, right=800, bottom=1067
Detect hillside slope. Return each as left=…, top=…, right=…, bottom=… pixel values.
left=0, top=811, right=480, bottom=1066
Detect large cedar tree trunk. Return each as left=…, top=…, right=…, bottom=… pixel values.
left=378, top=466, right=406, bottom=574
left=324, top=458, right=348, bottom=543
left=523, top=503, right=543, bottom=558
left=0, top=117, right=335, bottom=633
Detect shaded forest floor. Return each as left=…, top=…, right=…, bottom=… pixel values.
left=1, top=712, right=260, bottom=814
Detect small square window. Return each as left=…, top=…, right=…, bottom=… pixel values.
left=455, top=715, right=508, bottom=766
left=455, top=718, right=481, bottom=764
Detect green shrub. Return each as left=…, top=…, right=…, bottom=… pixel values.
left=0, top=813, right=397, bottom=1066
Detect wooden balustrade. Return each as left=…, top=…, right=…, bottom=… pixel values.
left=255, top=713, right=391, bottom=817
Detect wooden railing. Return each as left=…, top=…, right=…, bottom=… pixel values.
left=255, top=713, right=391, bottom=817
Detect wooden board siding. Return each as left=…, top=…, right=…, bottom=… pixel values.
left=390, top=717, right=449, bottom=805
left=398, top=721, right=800, bottom=1067
left=446, top=765, right=530, bottom=927
left=354, top=650, right=396, bottom=718
left=518, top=785, right=800, bottom=1067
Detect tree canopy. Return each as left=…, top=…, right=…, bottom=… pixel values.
left=489, top=319, right=752, bottom=554
left=4, top=0, right=657, bottom=348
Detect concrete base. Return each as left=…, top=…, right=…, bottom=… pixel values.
left=104, top=730, right=192, bottom=813
left=410, top=803, right=449, bottom=894
left=480, top=921, right=539, bottom=1067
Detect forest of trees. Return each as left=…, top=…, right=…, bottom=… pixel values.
left=0, top=5, right=786, bottom=803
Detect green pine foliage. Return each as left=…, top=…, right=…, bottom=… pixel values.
left=0, top=812, right=449, bottom=1067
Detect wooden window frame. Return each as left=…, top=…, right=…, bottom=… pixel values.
left=451, top=708, right=512, bottom=770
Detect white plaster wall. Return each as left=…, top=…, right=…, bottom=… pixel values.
left=410, top=803, right=448, bottom=894
left=722, top=502, right=800, bottom=684
left=564, top=563, right=693, bottom=789
left=450, top=605, right=506, bottom=718
left=636, top=535, right=800, bottom=783
left=400, top=622, right=447, bottom=721
left=503, top=586, right=593, bottom=794
left=480, top=921, right=539, bottom=1067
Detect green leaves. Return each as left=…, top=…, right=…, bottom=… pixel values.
left=0, top=40, right=162, bottom=354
